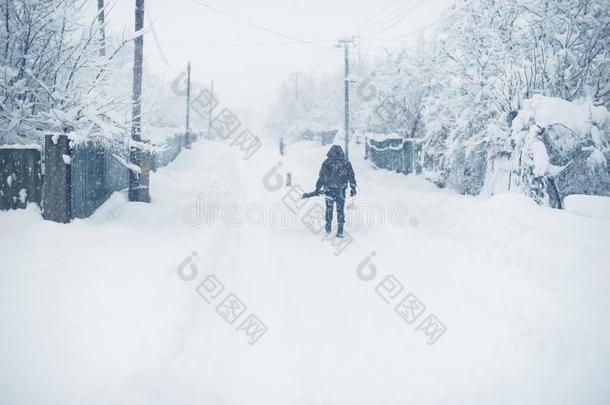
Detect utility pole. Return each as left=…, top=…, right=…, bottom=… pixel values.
left=208, top=80, right=214, bottom=136
left=185, top=62, right=191, bottom=135
left=129, top=0, right=148, bottom=202
left=4, top=0, right=13, bottom=60
left=356, top=33, right=362, bottom=65
left=290, top=71, right=301, bottom=101
left=97, top=0, right=106, bottom=57
left=336, top=37, right=355, bottom=160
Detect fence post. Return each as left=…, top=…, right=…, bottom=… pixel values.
left=42, top=134, right=72, bottom=223
left=128, top=149, right=151, bottom=203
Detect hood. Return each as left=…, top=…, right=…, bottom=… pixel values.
left=327, top=145, right=345, bottom=159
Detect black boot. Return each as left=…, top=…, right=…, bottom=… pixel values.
left=325, top=222, right=332, bottom=234
left=336, top=223, right=344, bottom=238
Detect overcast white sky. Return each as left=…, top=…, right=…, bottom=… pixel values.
left=107, top=0, right=454, bottom=132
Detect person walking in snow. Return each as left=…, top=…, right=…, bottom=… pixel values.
left=314, top=145, right=357, bottom=238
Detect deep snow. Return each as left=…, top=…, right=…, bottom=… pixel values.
left=1, top=139, right=609, bottom=405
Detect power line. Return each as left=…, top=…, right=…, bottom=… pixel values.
left=362, top=0, right=427, bottom=39
left=306, top=48, right=339, bottom=74
left=356, top=0, right=461, bottom=47
left=159, top=40, right=335, bottom=47
left=386, top=17, right=446, bottom=41
left=358, top=0, right=420, bottom=36
left=353, top=0, right=414, bottom=34
left=145, top=4, right=175, bottom=71
left=385, top=4, right=465, bottom=41
left=189, top=0, right=338, bottom=51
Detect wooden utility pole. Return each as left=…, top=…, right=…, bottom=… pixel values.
left=336, top=37, right=355, bottom=160
left=186, top=62, right=191, bottom=134
left=290, top=71, right=301, bottom=100
left=131, top=0, right=145, bottom=145
left=208, top=80, right=214, bottom=136
left=97, top=0, right=106, bottom=57
left=184, top=62, right=193, bottom=147
left=4, top=0, right=12, bottom=59
left=129, top=0, right=149, bottom=202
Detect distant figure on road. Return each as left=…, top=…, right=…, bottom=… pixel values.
left=315, top=145, right=357, bottom=238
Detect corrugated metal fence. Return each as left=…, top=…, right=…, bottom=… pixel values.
left=1, top=132, right=187, bottom=222
left=365, top=135, right=423, bottom=175
left=152, top=133, right=184, bottom=170
left=71, top=133, right=185, bottom=219
left=71, top=142, right=129, bottom=218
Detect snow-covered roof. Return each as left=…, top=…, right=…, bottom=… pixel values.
left=364, top=132, right=402, bottom=142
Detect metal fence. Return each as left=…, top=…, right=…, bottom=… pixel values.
left=365, top=135, right=423, bottom=175
left=71, top=132, right=186, bottom=218
left=152, top=133, right=184, bottom=171
left=71, top=142, right=129, bottom=218
left=2, top=130, right=189, bottom=222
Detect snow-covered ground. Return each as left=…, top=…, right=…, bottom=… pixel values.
left=1, top=139, right=609, bottom=405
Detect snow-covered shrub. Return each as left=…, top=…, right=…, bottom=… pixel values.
left=484, top=95, right=610, bottom=207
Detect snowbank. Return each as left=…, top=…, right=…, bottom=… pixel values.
left=564, top=194, right=610, bottom=219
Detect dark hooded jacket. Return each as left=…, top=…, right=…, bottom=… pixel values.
left=316, top=145, right=357, bottom=191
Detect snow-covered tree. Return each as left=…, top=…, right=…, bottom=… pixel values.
left=357, top=43, right=428, bottom=138
left=0, top=0, right=133, bottom=146
left=422, top=0, right=610, bottom=197
left=267, top=72, right=343, bottom=143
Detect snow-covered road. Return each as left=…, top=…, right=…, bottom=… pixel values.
left=1, top=140, right=609, bottom=405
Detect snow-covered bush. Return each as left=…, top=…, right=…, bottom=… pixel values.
left=484, top=95, right=610, bottom=207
